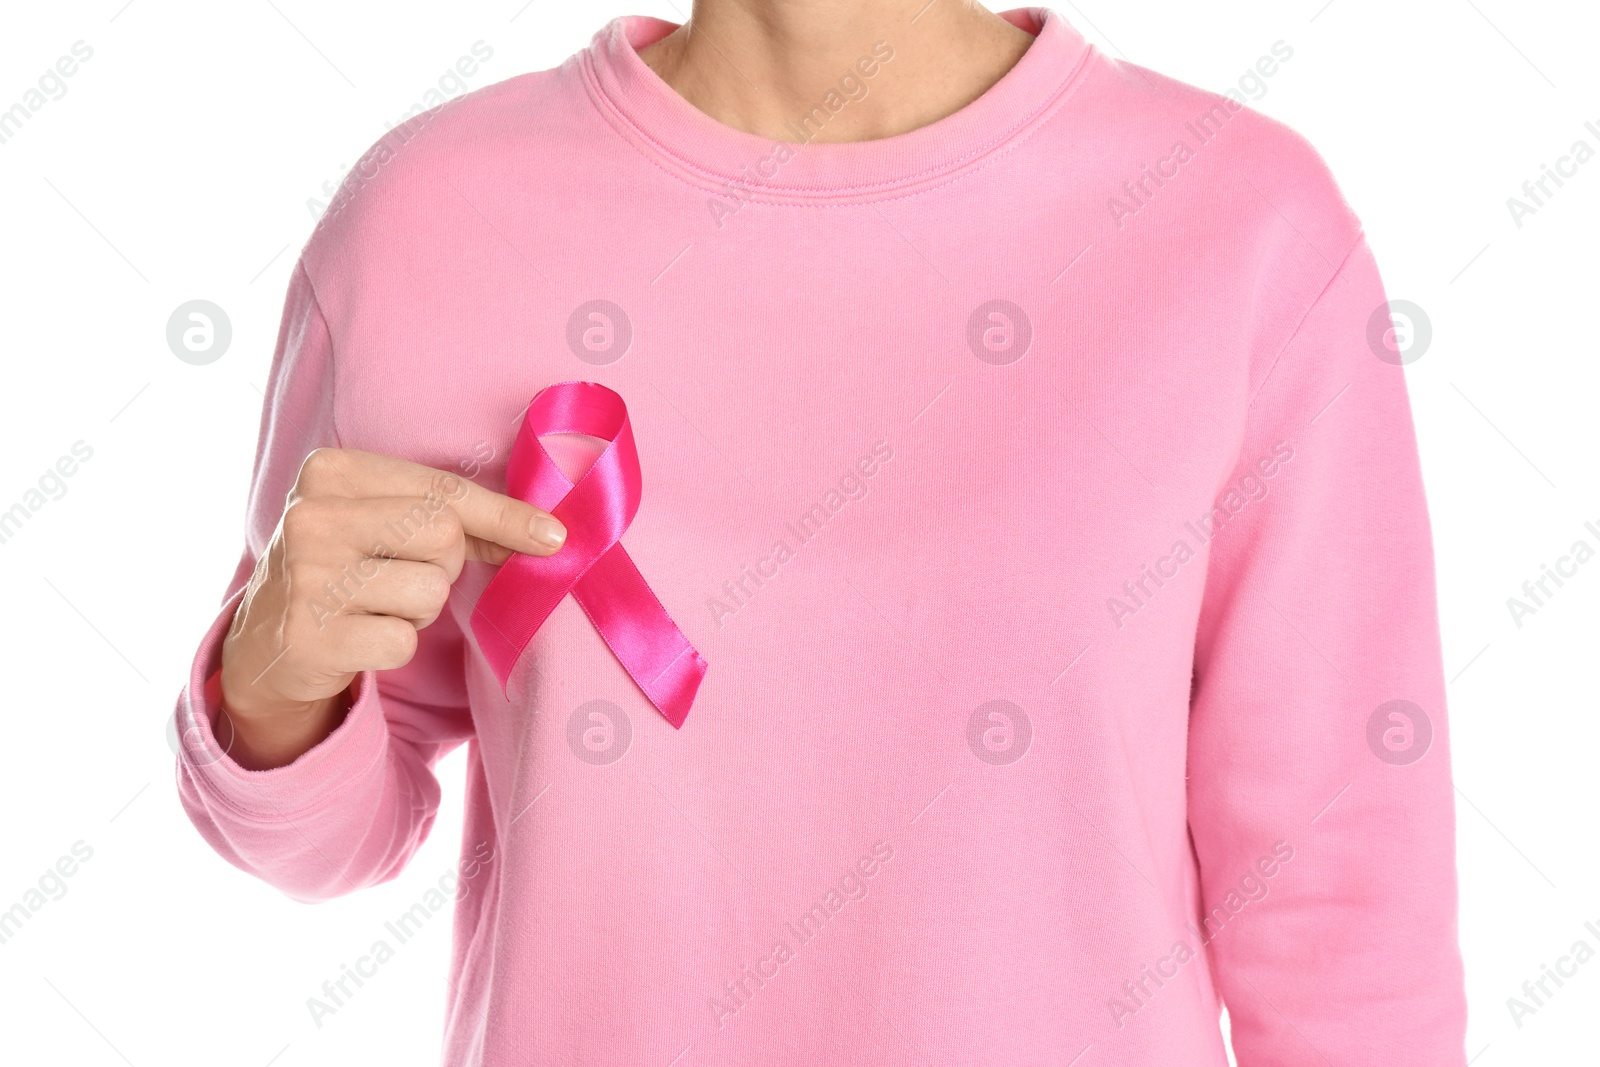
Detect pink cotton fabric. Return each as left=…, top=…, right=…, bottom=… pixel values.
left=174, top=8, right=1468, bottom=1065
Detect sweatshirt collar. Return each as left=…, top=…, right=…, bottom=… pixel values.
left=579, top=7, right=1092, bottom=205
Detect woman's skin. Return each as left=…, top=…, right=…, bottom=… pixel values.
left=217, top=0, right=1034, bottom=771
left=218, top=449, right=568, bottom=770
left=637, top=0, right=1034, bottom=144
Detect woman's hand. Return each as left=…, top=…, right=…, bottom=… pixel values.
left=216, top=448, right=566, bottom=769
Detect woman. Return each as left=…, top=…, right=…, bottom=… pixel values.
left=173, top=2, right=1468, bottom=1063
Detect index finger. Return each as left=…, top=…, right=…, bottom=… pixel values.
left=297, top=448, right=567, bottom=556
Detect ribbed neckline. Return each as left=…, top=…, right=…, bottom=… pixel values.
left=579, top=6, right=1093, bottom=204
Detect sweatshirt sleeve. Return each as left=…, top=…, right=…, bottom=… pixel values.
left=1186, top=236, right=1468, bottom=1064
left=171, top=257, right=474, bottom=904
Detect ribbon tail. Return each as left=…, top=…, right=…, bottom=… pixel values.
left=572, top=545, right=707, bottom=728
left=472, top=551, right=567, bottom=694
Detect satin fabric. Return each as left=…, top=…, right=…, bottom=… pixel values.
left=471, top=381, right=706, bottom=727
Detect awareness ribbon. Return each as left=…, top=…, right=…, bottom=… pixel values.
left=471, top=381, right=706, bottom=728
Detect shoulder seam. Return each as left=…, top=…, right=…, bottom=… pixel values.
left=1244, top=231, right=1367, bottom=412
left=294, top=256, right=345, bottom=450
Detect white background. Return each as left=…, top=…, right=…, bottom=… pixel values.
left=0, top=1, right=1595, bottom=1064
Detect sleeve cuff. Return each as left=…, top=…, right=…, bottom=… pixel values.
left=173, top=587, right=388, bottom=821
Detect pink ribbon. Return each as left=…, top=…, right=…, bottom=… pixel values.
left=471, top=381, right=706, bottom=728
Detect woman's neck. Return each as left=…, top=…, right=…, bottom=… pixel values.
left=637, top=0, right=1036, bottom=143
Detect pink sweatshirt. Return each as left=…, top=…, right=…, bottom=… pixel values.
left=174, top=8, right=1468, bottom=1064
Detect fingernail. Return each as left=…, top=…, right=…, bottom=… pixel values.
left=532, top=518, right=567, bottom=549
